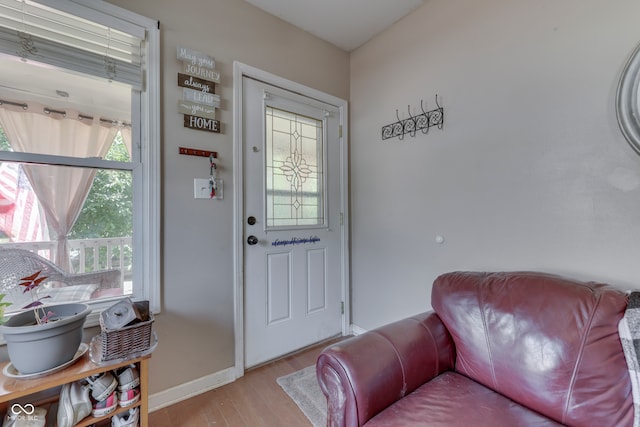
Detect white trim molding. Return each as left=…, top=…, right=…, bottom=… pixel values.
left=149, top=367, right=236, bottom=412
left=351, top=324, right=368, bottom=336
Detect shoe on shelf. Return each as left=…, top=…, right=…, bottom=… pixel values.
left=57, top=381, right=92, bottom=427
left=111, top=407, right=139, bottom=427
left=91, top=390, right=118, bottom=418
left=86, top=371, right=118, bottom=401
left=118, top=387, right=140, bottom=408
left=115, top=364, right=140, bottom=392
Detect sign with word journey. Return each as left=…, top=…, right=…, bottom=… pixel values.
left=183, top=88, right=220, bottom=108
left=177, top=46, right=215, bottom=69
left=184, top=114, right=220, bottom=133
left=182, top=62, right=220, bottom=83
left=178, top=100, right=216, bottom=119
left=176, top=45, right=222, bottom=132
left=178, top=73, right=214, bottom=94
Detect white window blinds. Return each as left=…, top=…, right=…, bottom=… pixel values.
left=0, top=0, right=144, bottom=89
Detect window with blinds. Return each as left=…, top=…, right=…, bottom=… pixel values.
left=0, top=0, right=144, bottom=88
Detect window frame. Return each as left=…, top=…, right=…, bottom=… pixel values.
left=0, top=0, right=160, bottom=327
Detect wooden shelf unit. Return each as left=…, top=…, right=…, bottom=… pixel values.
left=0, top=353, right=150, bottom=427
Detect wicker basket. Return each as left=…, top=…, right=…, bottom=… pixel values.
left=99, top=312, right=154, bottom=361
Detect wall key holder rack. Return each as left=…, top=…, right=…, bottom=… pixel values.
left=382, top=95, right=444, bottom=140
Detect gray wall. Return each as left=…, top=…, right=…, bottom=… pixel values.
left=105, top=0, right=349, bottom=395
left=349, top=0, right=640, bottom=330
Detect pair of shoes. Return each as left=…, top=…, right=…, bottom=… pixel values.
left=118, top=388, right=140, bottom=408
left=57, top=381, right=91, bottom=427
left=111, top=407, right=139, bottom=427
left=115, top=365, right=140, bottom=392
left=86, top=371, right=118, bottom=401
left=91, top=390, right=118, bottom=417
left=115, top=365, right=140, bottom=407
left=86, top=372, right=119, bottom=417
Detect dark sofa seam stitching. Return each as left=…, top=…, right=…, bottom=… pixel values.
left=413, top=317, right=441, bottom=376
left=478, top=277, right=498, bottom=388
left=562, top=291, right=601, bottom=424
left=408, top=316, right=445, bottom=378
left=371, top=330, right=408, bottom=396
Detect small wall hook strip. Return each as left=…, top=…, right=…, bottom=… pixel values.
left=179, top=147, right=218, bottom=158
left=381, top=96, right=444, bottom=140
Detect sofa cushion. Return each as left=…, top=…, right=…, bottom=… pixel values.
left=366, top=371, right=563, bottom=426
left=432, top=271, right=633, bottom=427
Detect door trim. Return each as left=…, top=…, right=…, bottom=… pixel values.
left=232, top=62, right=349, bottom=378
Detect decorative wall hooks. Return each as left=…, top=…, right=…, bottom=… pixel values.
left=381, top=95, right=444, bottom=140
left=178, top=147, right=217, bottom=158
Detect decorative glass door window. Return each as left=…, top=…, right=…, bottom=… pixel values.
left=265, top=106, right=325, bottom=228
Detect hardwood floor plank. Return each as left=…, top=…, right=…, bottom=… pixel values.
left=213, top=390, right=246, bottom=426
left=149, top=338, right=344, bottom=427
left=252, top=368, right=309, bottom=426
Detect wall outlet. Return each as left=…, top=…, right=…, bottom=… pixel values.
left=194, top=178, right=223, bottom=199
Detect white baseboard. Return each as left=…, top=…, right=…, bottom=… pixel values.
left=149, top=367, right=236, bottom=412
left=350, top=324, right=367, bottom=336
left=149, top=329, right=369, bottom=412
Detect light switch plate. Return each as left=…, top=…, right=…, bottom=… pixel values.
left=194, top=178, right=223, bottom=199
left=194, top=178, right=210, bottom=199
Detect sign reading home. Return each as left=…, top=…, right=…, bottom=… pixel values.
left=184, top=114, right=220, bottom=133
left=176, top=45, right=222, bottom=133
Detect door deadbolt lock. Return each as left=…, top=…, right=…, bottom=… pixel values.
left=247, top=216, right=256, bottom=225
left=247, top=235, right=258, bottom=245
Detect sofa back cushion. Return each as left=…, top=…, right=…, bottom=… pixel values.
left=432, top=271, right=633, bottom=427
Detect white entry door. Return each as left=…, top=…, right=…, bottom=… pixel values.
left=243, top=77, right=345, bottom=368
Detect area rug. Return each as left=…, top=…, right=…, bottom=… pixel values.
left=277, top=365, right=327, bottom=427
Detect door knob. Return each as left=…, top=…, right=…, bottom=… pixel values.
left=247, top=235, right=258, bottom=245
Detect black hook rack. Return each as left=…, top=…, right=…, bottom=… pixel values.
left=381, top=95, right=444, bottom=140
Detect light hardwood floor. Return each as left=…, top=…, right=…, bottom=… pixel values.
left=148, top=338, right=342, bottom=427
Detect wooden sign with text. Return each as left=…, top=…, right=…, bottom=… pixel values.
left=177, top=46, right=215, bottom=69
left=182, top=88, right=220, bottom=108
left=177, top=100, right=216, bottom=119
left=177, top=73, right=214, bottom=94
left=184, top=114, right=220, bottom=133
left=182, top=62, right=220, bottom=83
left=177, top=45, right=222, bottom=135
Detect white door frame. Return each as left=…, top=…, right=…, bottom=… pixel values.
left=232, top=62, right=350, bottom=378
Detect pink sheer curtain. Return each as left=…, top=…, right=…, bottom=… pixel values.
left=0, top=102, right=117, bottom=271
left=120, top=126, right=132, bottom=159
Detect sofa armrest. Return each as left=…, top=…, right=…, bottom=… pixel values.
left=316, top=311, right=455, bottom=427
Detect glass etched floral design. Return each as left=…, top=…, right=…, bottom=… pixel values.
left=280, top=145, right=312, bottom=191
left=266, top=107, right=324, bottom=227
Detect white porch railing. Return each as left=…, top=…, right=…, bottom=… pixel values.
left=0, top=237, right=133, bottom=288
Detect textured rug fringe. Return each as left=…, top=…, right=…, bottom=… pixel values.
left=277, top=365, right=326, bottom=427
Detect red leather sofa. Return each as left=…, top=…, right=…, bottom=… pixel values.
left=316, top=271, right=633, bottom=426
